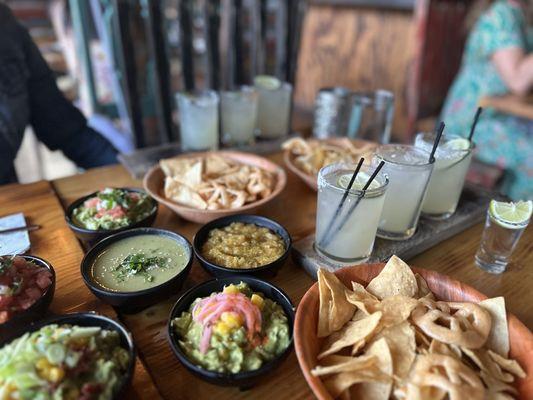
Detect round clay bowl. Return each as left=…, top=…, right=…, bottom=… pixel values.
left=294, top=263, right=533, bottom=400
left=283, top=138, right=376, bottom=191
left=143, top=151, right=287, bottom=224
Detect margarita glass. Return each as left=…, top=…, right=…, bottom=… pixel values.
left=315, top=163, right=388, bottom=264
left=220, top=86, right=258, bottom=146
left=415, top=132, right=473, bottom=219
left=176, top=90, right=219, bottom=151
left=254, top=75, right=292, bottom=139
left=373, top=144, right=434, bottom=240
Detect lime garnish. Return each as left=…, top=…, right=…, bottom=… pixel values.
left=444, top=138, right=471, bottom=151
left=489, top=200, right=532, bottom=228
left=337, top=172, right=379, bottom=191
left=254, top=75, right=281, bottom=90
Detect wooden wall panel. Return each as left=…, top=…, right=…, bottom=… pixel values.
left=294, top=5, right=415, bottom=140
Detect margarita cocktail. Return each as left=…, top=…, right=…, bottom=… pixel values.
left=373, top=145, right=433, bottom=240
left=220, top=86, right=258, bottom=146
left=254, top=75, right=292, bottom=139
left=176, top=90, right=219, bottom=151
left=415, top=132, right=473, bottom=219
left=315, top=163, right=388, bottom=263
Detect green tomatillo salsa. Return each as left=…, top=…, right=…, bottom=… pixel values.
left=172, top=282, right=290, bottom=374
left=72, top=188, right=155, bottom=230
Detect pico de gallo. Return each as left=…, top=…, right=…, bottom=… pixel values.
left=72, top=188, right=155, bottom=231
left=0, top=256, right=52, bottom=324
left=172, top=282, right=290, bottom=374
left=0, top=324, right=130, bottom=400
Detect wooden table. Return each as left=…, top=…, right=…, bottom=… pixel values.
left=3, top=152, right=531, bottom=399
left=479, top=94, right=533, bottom=120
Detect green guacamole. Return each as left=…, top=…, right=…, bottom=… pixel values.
left=72, top=188, right=155, bottom=230
left=172, top=282, right=290, bottom=374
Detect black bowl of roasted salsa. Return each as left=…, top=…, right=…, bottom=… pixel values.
left=0, top=255, right=55, bottom=342
left=81, top=228, right=194, bottom=313
left=193, top=214, right=292, bottom=279
left=167, top=276, right=295, bottom=388
left=0, top=312, right=136, bottom=399
left=65, top=187, right=158, bottom=244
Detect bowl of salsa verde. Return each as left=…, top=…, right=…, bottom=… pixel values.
left=66, top=187, right=158, bottom=244
left=81, top=228, right=193, bottom=312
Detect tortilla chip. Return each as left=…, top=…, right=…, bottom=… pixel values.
left=461, top=347, right=514, bottom=383
left=366, top=255, right=418, bottom=299
left=311, top=355, right=376, bottom=376
left=317, top=269, right=356, bottom=337
left=345, top=282, right=379, bottom=315
left=318, top=312, right=382, bottom=359
left=415, top=273, right=434, bottom=299
left=487, top=350, right=526, bottom=379
left=351, top=338, right=393, bottom=400
left=375, top=295, right=419, bottom=327
left=480, top=297, right=510, bottom=357
left=324, top=365, right=390, bottom=399
left=429, top=339, right=461, bottom=360
left=375, top=321, right=416, bottom=380
left=164, top=177, right=207, bottom=209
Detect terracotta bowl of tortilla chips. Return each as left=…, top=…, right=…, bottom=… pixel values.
left=282, top=138, right=376, bottom=191
left=143, top=151, right=286, bottom=224
left=294, top=263, right=533, bottom=400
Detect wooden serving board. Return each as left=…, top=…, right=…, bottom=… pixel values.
left=293, top=184, right=505, bottom=279
left=0, top=181, right=161, bottom=400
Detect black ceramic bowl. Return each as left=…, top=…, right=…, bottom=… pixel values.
left=193, top=214, right=292, bottom=278
left=167, top=276, right=295, bottom=388
left=0, top=312, right=136, bottom=399
left=0, top=255, right=56, bottom=342
left=81, top=228, right=193, bottom=313
left=65, top=187, right=158, bottom=244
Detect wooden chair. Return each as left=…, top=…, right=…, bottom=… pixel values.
left=407, top=0, right=472, bottom=136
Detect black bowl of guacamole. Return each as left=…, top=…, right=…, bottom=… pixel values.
left=167, top=276, right=295, bottom=388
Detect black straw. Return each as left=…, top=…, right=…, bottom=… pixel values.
left=429, top=122, right=445, bottom=163
left=468, top=107, right=483, bottom=142
left=317, top=158, right=365, bottom=247
left=320, top=161, right=386, bottom=248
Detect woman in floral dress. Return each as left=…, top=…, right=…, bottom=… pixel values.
left=441, top=0, right=533, bottom=200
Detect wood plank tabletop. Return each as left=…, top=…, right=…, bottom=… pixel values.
left=0, top=181, right=162, bottom=400
left=50, top=155, right=533, bottom=399
left=479, top=94, right=533, bottom=120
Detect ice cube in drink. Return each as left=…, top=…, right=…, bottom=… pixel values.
left=373, top=145, right=434, bottom=240
left=315, top=163, right=388, bottom=264
left=414, top=133, right=473, bottom=219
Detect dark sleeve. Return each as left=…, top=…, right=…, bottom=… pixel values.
left=17, top=16, right=118, bottom=168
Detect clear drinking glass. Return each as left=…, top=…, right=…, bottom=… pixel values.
left=347, top=90, right=395, bottom=144
left=414, top=132, right=474, bottom=219
left=475, top=209, right=530, bottom=274
left=254, top=76, right=292, bottom=139
left=176, top=90, right=219, bottom=151
left=315, top=163, right=389, bottom=264
left=220, top=86, right=258, bottom=146
left=373, top=145, right=434, bottom=240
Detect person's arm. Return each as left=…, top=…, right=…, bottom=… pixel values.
left=492, top=48, right=533, bottom=96
left=14, top=11, right=118, bottom=169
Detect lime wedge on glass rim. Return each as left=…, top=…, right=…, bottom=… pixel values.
left=254, top=75, right=281, bottom=90
left=443, top=137, right=471, bottom=151
left=489, top=200, right=532, bottom=228
left=337, top=172, right=380, bottom=191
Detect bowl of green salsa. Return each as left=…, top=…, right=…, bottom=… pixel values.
left=81, top=228, right=193, bottom=312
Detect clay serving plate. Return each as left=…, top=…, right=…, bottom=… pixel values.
left=144, top=151, right=287, bottom=224
left=294, top=263, right=533, bottom=400
left=283, top=138, right=376, bottom=191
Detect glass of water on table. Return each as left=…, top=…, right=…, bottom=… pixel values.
left=254, top=75, right=292, bottom=139
left=373, top=145, right=434, bottom=240
left=475, top=200, right=532, bottom=274
left=415, top=132, right=473, bottom=219
left=176, top=90, right=219, bottom=151
left=220, top=86, right=258, bottom=146
left=315, top=162, right=389, bottom=264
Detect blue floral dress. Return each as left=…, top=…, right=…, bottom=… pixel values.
left=440, top=0, right=533, bottom=200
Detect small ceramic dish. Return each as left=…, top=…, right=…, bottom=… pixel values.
left=143, top=151, right=287, bottom=224
left=0, top=312, right=136, bottom=399
left=193, top=214, right=292, bottom=278
left=81, top=228, right=193, bottom=313
left=167, top=276, right=295, bottom=388
left=0, top=255, right=56, bottom=342
left=65, top=187, right=158, bottom=244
